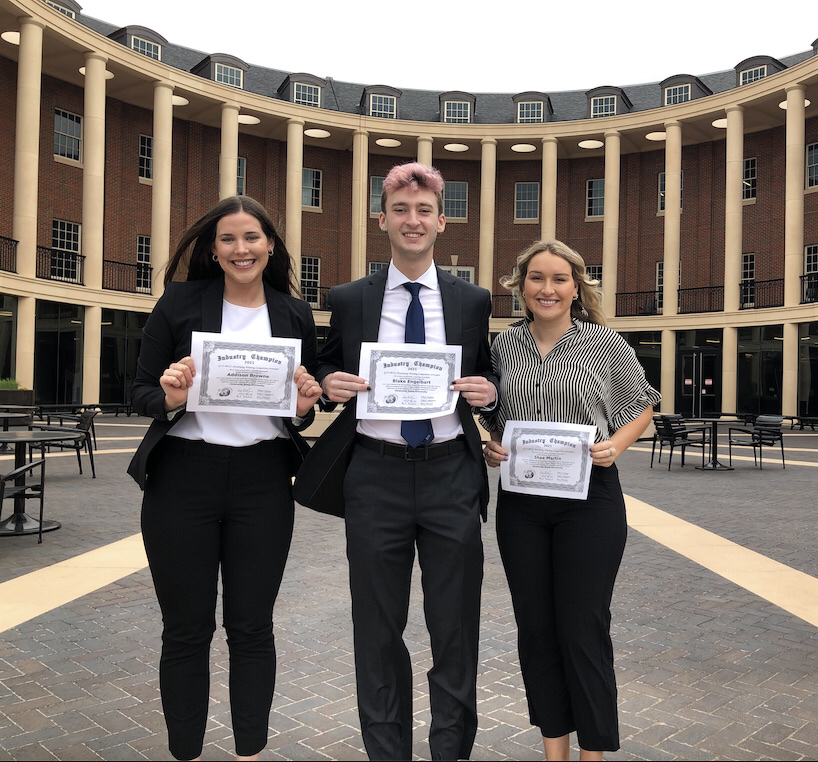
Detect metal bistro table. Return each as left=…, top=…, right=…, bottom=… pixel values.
left=685, top=416, right=734, bottom=471
left=0, top=429, right=83, bottom=536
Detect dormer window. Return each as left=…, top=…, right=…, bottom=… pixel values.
left=513, top=92, right=552, bottom=124
left=586, top=86, right=632, bottom=119
left=43, top=0, right=79, bottom=18
left=665, top=84, right=690, bottom=105
left=277, top=74, right=327, bottom=108
left=362, top=86, right=402, bottom=119
left=440, top=92, right=475, bottom=124
left=108, top=27, right=168, bottom=62
left=660, top=75, right=712, bottom=106
left=192, top=54, right=249, bottom=90
left=735, top=56, right=785, bottom=87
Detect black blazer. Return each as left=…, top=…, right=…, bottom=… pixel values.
left=293, top=266, right=497, bottom=519
left=127, top=276, right=317, bottom=490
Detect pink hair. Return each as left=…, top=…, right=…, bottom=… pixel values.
left=381, top=162, right=445, bottom=213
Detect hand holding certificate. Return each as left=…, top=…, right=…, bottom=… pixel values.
left=186, top=331, right=301, bottom=416
left=501, top=420, right=596, bottom=500
left=356, top=342, right=462, bottom=420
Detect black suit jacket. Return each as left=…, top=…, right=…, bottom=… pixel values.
left=292, top=266, right=497, bottom=519
left=127, top=275, right=317, bottom=490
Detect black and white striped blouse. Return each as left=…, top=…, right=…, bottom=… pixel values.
left=480, top=318, right=661, bottom=441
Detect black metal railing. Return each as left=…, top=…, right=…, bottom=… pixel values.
left=103, top=261, right=153, bottom=294
left=801, top=273, right=818, bottom=304
left=36, top=246, right=85, bottom=285
left=491, top=294, right=525, bottom=319
left=616, top=290, right=660, bottom=317
left=0, top=236, right=17, bottom=273
left=739, top=279, right=783, bottom=309
left=678, top=286, right=724, bottom=314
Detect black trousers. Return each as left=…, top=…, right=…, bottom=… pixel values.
left=141, top=436, right=294, bottom=761
left=495, top=465, right=627, bottom=752
left=344, top=443, right=484, bottom=761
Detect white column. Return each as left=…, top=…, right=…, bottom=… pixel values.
left=151, top=82, right=174, bottom=297
left=724, top=106, right=744, bottom=313
left=351, top=129, right=369, bottom=282
left=540, top=137, right=557, bottom=240
left=721, top=326, right=738, bottom=414
left=784, top=84, right=806, bottom=308
left=285, top=119, right=304, bottom=281
left=782, top=322, right=798, bottom=418
left=660, top=329, right=675, bottom=414
left=417, top=136, right=433, bottom=167
left=662, top=121, right=682, bottom=318
left=11, top=18, right=44, bottom=389
left=219, top=103, right=240, bottom=200
left=601, top=130, right=620, bottom=319
left=478, top=138, right=496, bottom=291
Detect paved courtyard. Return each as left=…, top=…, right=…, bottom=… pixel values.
left=0, top=415, right=815, bottom=760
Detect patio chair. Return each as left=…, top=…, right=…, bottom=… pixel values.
left=29, top=409, right=98, bottom=477
left=0, top=458, right=47, bottom=542
left=650, top=414, right=709, bottom=470
left=727, top=414, right=785, bottom=469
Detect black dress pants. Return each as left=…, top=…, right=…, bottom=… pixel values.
left=496, top=464, right=627, bottom=752
left=141, top=436, right=294, bottom=761
left=344, top=443, right=484, bottom=761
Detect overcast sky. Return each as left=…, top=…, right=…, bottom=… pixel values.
left=79, top=0, right=817, bottom=93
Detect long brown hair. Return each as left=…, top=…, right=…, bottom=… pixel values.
left=164, top=195, right=300, bottom=297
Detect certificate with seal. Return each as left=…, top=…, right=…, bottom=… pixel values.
left=186, top=331, right=301, bottom=416
left=356, top=342, right=462, bottom=421
left=500, top=420, right=596, bottom=500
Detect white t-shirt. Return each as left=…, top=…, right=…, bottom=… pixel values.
left=168, top=300, right=288, bottom=447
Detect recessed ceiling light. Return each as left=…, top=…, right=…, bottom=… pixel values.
left=1, top=31, right=20, bottom=45
left=304, top=128, right=331, bottom=138
left=171, top=95, right=189, bottom=106
left=78, top=66, right=114, bottom=79
left=578, top=139, right=604, bottom=149
left=711, top=118, right=728, bottom=129
left=511, top=143, right=536, bottom=153
left=645, top=131, right=666, bottom=141
left=444, top=143, right=469, bottom=152
left=778, top=98, right=811, bottom=109
left=375, top=138, right=402, bottom=147
left=237, top=114, right=260, bottom=125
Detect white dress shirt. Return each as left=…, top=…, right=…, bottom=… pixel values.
left=357, top=261, right=464, bottom=444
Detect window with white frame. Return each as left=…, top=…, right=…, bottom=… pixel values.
left=591, top=95, right=616, bottom=118
left=54, top=109, right=82, bottom=161
left=741, top=253, right=755, bottom=306
left=51, top=219, right=80, bottom=282
left=294, top=83, right=321, bottom=107
left=43, top=0, right=75, bottom=17
left=586, top=179, right=604, bottom=217
left=586, top=264, right=602, bottom=284
left=806, top=244, right=818, bottom=274
left=743, top=158, right=757, bottom=200
left=370, top=94, right=396, bottom=119
left=655, top=261, right=664, bottom=312
left=443, top=181, right=468, bottom=220
left=302, top=168, right=322, bottom=209
left=664, top=84, right=691, bottom=105
left=137, top=235, right=152, bottom=293
left=517, top=101, right=543, bottom=123
left=740, top=66, right=766, bottom=85
left=215, top=63, right=243, bottom=88
left=236, top=157, right=246, bottom=196
left=139, top=135, right=153, bottom=180
left=369, top=262, right=389, bottom=275
left=370, top=176, right=384, bottom=215
left=131, top=35, right=161, bottom=60
left=444, top=101, right=470, bottom=124
left=658, top=171, right=684, bottom=212
left=515, top=182, right=539, bottom=221
left=807, top=143, right=818, bottom=189
left=806, top=244, right=818, bottom=301
left=301, top=256, right=320, bottom=306
left=438, top=265, right=474, bottom=283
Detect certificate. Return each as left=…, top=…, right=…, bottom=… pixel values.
left=187, top=331, right=301, bottom=416
left=500, top=420, right=596, bottom=500
left=356, top=342, right=462, bottom=421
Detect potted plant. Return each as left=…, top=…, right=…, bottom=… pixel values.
left=0, top=379, right=36, bottom=408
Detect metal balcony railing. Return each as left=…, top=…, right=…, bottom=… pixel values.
left=36, top=247, right=85, bottom=285
left=739, top=279, right=783, bottom=309
left=616, top=290, right=660, bottom=317
left=678, top=286, right=724, bottom=314
left=0, top=236, right=17, bottom=273
left=801, top=273, right=818, bottom=304
left=103, top=261, right=153, bottom=294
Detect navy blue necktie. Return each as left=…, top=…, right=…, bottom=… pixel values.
left=401, top=282, right=435, bottom=448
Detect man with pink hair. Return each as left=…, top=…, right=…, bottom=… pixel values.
left=295, top=162, right=497, bottom=760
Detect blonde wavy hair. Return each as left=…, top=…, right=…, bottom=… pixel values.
left=500, top=239, right=605, bottom=326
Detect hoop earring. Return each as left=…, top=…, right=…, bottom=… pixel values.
left=268, top=250, right=273, bottom=255
left=573, top=294, right=579, bottom=301
left=212, top=254, right=218, bottom=262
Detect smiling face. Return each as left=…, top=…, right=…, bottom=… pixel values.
left=211, top=211, right=272, bottom=300
left=523, top=250, right=578, bottom=329
left=379, top=186, right=446, bottom=271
